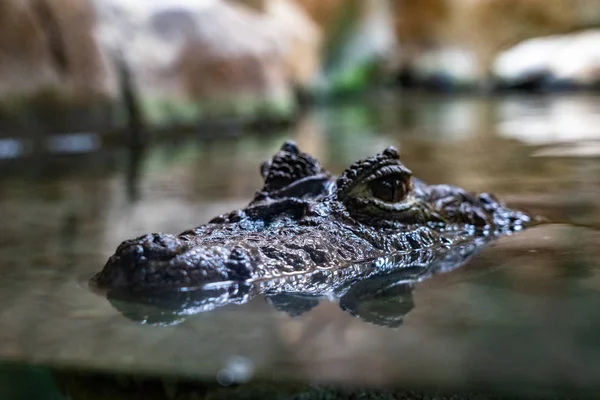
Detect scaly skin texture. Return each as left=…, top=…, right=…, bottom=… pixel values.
left=93, top=142, right=530, bottom=295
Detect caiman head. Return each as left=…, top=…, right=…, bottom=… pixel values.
left=93, top=142, right=530, bottom=293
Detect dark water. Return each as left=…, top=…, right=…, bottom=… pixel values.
left=1, top=94, right=600, bottom=397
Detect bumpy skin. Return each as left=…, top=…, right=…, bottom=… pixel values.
left=93, top=142, right=530, bottom=296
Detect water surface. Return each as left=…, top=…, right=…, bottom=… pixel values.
left=1, top=94, right=600, bottom=395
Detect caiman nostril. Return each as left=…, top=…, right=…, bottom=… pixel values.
left=479, top=192, right=498, bottom=205
left=134, top=233, right=188, bottom=260
left=152, top=234, right=164, bottom=244
left=478, top=192, right=501, bottom=212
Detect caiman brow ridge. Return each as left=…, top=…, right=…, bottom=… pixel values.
left=92, top=141, right=531, bottom=293
left=336, top=146, right=408, bottom=196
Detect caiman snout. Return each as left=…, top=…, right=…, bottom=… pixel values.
left=94, top=233, right=254, bottom=291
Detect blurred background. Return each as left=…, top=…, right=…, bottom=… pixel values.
left=1, top=1, right=600, bottom=399
left=0, top=0, right=599, bottom=136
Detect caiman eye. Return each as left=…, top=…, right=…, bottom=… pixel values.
left=368, top=175, right=409, bottom=203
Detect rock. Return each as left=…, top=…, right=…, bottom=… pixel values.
left=393, top=0, right=449, bottom=62
left=0, top=0, right=322, bottom=135
left=93, top=0, right=322, bottom=126
left=411, top=47, right=482, bottom=90
left=294, top=0, right=344, bottom=30
left=0, top=0, right=117, bottom=135
left=548, top=30, right=600, bottom=88
left=461, top=0, right=579, bottom=70
left=493, top=35, right=569, bottom=90
left=0, top=0, right=114, bottom=98
left=390, top=0, right=599, bottom=91
left=236, top=0, right=322, bottom=89
left=263, top=0, right=322, bottom=91
left=493, top=30, right=600, bottom=90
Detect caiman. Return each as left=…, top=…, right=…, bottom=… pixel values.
left=92, top=142, right=530, bottom=324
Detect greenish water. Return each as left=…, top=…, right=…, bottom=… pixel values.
left=0, top=94, right=600, bottom=399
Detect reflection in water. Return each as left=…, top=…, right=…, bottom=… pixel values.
left=47, top=133, right=100, bottom=154
left=0, top=138, right=24, bottom=159
left=498, top=95, right=600, bottom=145
left=125, top=142, right=146, bottom=203
left=104, top=243, right=483, bottom=327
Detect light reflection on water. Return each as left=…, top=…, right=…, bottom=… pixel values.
left=498, top=95, right=600, bottom=145
left=0, top=94, right=600, bottom=394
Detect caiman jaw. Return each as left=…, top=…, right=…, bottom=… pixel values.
left=93, top=233, right=254, bottom=292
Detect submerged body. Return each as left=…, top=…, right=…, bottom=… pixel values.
left=93, top=142, right=530, bottom=294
